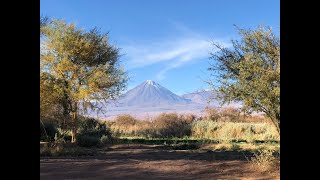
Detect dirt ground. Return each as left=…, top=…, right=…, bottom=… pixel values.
left=40, top=144, right=279, bottom=180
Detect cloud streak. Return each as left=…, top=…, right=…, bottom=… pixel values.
left=121, top=23, right=231, bottom=80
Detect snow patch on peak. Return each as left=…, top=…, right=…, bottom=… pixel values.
left=146, top=80, right=155, bottom=85
left=145, top=80, right=156, bottom=86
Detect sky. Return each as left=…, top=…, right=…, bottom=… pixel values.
left=40, top=0, right=279, bottom=95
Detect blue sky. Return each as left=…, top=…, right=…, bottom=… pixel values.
left=40, top=0, right=279, bottom=95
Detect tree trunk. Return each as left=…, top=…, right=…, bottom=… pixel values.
left=270, top=117, right=280, bottom=136
left=71, top=102, right=78, bottom=143
left=264, top=110, right=280, bottom=137
left=275, top=115, right=280, bottom=136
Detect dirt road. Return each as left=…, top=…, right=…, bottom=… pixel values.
left=40, top=144, right=279, bottom=180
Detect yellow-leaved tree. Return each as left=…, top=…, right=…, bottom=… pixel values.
left=40, top=19, right=127, bottom=142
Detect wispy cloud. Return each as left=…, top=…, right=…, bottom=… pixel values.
left=155, top=39, right=211, bottom=80
left=121, top=23, right=231, bottom=80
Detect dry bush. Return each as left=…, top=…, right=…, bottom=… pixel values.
left=219, top=107, right=241, bottom=122
left=109, top=113, right=197, bottom=138
left=251, top=149, right=279, bottom=173
left=183, top=113, right=197, bottom=122
left=208, top=142, right=279, bottom=152
left=151, top=113, right=194, bottom=138
left=135, top=120, right=153, bottom=137
left=204, top=107, right=242, bottom=122
left=114, top=114, right=137, bottom=126
left=111, top=114, right=138, bottom=136
left=244, top=115, right=269, bottom=123
left=108, top=115, right=153, bottom=137
left=204, top=107, right=221, bottom=121
left=211, top=143, right=240, bottom=151
left=204, top=107, right=270, bottom=123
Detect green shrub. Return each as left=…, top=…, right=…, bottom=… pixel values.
left=77, top=118, right=113, bottom=147
left=100, top=135, right=113, bottom=145
left=79, top=118, right=110, bottom=137
left=77, top=135, right=100, bottom=147
left=63, top=135, right=72, bottom=142
left=230, top=143, right=241, bottom=151
left=40, top=136, right=51, bottom=142
left=40, top=122, right=58, bottom=141
left=40, top=146, right=52, bottom=156
left=40, top=145, right=98, bottom=156
left=172, top=143, right=199, bottom=150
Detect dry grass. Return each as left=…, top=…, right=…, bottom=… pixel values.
left=108, top=113, right=195, bottom=138
left=205, top=142, right=279, bottom=152
left=106, top=115, right=152, bottom=137
left=251, top=149, right=280, bottom=173
left=203, top=107, right=269, bottom=123
left=107, top=110, right=279, bottom=142
left=191, top=120, right=279, bottom=142
left=40, top=142, right=98, bottom=156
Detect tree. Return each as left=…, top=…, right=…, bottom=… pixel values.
left=40, top=16, right=65, bottom=132
left=40, top=72, right=62, bottom=121
left=207, top=25, right=280, bottom=134
left=40, top=16, right=48, bottom=28
left=40, top=15, right=49, bottom=36
left=40, top=19, right=127, bottom=142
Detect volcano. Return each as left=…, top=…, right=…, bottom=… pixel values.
left=92, top=80, right=240, bottom=119
left=113, top=80, right=192, bottom=107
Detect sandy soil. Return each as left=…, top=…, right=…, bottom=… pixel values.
left=40, top=144, right=279, bottom=180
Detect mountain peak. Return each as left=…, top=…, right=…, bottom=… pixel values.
left=113, top=80, right=192, bottom=107
left=144, top=80, right=161, bottom=88
left=145, top=80, right=156, bottom=85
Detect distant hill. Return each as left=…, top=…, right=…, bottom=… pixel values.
left=182, top=90, right=218, bottom=105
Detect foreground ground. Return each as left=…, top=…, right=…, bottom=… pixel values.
left=40, top=144, right=279, bottom=180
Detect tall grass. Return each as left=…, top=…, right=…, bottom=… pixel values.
left=107, top=108, right=279, bottom=142
left=108, top=113, right=195, bottom=138
left=191, top=120, right=279, bottom=142
left=107, top=114, right=152, bottom=137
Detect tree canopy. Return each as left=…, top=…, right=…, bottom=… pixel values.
left=40, top=19, right=127, bottom=141
left=208, top=25, right=280, bottom=134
